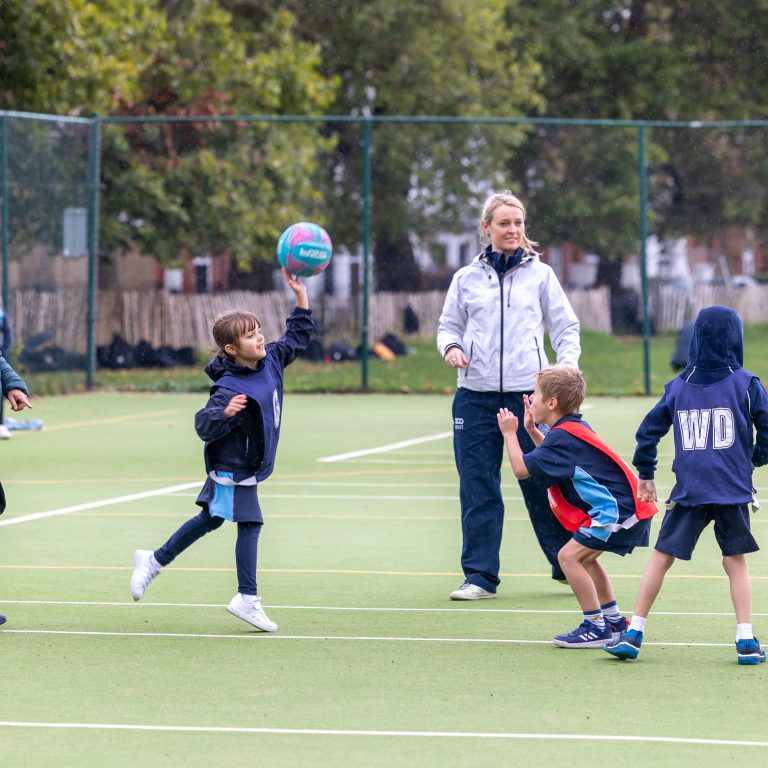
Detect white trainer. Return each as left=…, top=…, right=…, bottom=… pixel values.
left=226, top=593, right=278, bottom=632
left=131, top=549, right=160, bottom=601
left=449, top=582, right=497, bottom=601
left=0, top=425, right=12, bottom=440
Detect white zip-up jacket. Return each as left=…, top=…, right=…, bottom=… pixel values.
left=437, top=250, right=581, bottom=392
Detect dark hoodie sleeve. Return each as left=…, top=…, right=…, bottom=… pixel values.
left=0, top=354, right=27, bottom=396
left=194, top=386, right=247, bottom=443
left=269, top=307, right=314, bottom=368
left=633, top=392, right=673, bottom=479
left=749, top=377, right=768, bottom=468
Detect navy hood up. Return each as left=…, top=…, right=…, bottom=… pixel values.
left=684, top=305, right=743, bottom=374
left=203, top=353, right=263, bottom=383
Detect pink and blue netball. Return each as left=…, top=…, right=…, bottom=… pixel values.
left=276, top=222, right=333, bottom=277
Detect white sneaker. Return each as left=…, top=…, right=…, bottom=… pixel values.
left=449, top=582, right=497, bottom=600
left=131, top=549, right=160, bottom=601
left=226, top=593, right=278, bottom=632
left=0, top=425, right=12, bottom=440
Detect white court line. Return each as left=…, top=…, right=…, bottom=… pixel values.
left=318, top=432, right=452, bottom=463
left=2, top=599, right=765, bottom=618
left=0, top=721, right=763, bottom=748
left=332, top=459, right=454, bottom=465
left=270, top=481, right=459, bottom=488
left=0, top=628, right=735, bottom=648
left=0, top=482, right=201, bottom=527
left=250, top=494, right=461, bottom=501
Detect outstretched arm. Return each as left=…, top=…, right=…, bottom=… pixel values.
left=282, top=268, right=309, bottom=309
left=522, top=394, right=545, bottom=446
left=633, top=393, right=673, bottom=479
left=497, top=408, right=531, bottom=479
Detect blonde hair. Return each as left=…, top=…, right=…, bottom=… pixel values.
left=479, top=190, right=539, bottom=254
left=536, top=365, right=585, bottom=415
left=212, top=310, right=260, bottom=357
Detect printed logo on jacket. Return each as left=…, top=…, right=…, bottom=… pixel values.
left=272, top=388, right=281, bottom=428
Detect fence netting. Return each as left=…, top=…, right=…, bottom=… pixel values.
left=2, top=116, right=91, bottom=372
left=3, top=113, right=768, bottom=388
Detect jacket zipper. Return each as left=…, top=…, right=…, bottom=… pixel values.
left=498, top=272, right=505, bottom=392
left=499, top=269, right=518, bottom=392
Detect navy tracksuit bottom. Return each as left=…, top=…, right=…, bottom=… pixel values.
left=452, top=387, right=570, bottom=592
left=154, top=507, right=262, bottom=596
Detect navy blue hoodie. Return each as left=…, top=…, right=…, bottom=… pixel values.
left=633, top=306, right=768, bottom=487
left=195, top=306, right=313, bottom=481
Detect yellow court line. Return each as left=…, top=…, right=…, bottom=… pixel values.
left=5, top=466, right=456, bottom=486
left=0, top=564, right=764, bottom=580
left=63, top=512, right=458, bottom=520
left=296, top=467, right=457, bottom=479
left=37, top=409, right=183, bottom=432
left=8, top=477, right=199, bottom=486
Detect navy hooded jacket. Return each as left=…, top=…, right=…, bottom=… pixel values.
left=195, top=306, right=313, bottom=481
left=633, top=306, right=768, bottom=495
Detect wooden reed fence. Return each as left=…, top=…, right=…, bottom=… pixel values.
left=652, top=283, right=768, bottom=331
left=7, top=284, right=614, bottom=355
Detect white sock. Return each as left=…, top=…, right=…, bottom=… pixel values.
left=149, top=554, right=162, bottom=571
left=585, top=610, right=605, bottom=629
left=600, top=600, right=622, bottom=623
left=240, top=593, right=258, bottom=604
left=736, top=623, right=754, bottom=641
left=629, top=615, right=647, bottom=633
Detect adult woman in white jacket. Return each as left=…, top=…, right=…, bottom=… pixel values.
left=437, top=190, right=581, bottom=599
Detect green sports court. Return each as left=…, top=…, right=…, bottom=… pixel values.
left=1, top=392, right=766, bottom=766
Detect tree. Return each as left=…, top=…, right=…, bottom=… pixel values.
left=0, top=0, right=167, bottom=114
left=515, top=1, right=768, bottom=278
left=1, top=2, right=338, bottom=282
left=100, top=3, right=337, bottom=281
left=0, top=0, right=168, bottom=256
left=253, top=0, right=545, bottom=289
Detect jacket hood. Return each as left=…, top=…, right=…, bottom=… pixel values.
left=204, top=354, right=261, bottom=381
left=687, top=305, right=743, bottom=370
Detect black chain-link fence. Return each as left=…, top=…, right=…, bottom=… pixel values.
left=3, top=111, right=768, bottom=390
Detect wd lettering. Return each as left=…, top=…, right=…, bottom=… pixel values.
left=677, top=408, right=735, bottom=450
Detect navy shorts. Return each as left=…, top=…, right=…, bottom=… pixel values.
left=654, top=502, right=759, bottom=560
left=573, top=519, right=651, bottom=557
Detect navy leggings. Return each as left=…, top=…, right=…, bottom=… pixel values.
left=154, top=507, right=262, bottom=596
left=452, top=387, right=570, bottom=592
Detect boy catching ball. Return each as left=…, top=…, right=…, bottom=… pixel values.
left=498, top=365, right=657, bottom=648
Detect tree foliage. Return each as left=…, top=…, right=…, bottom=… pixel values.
left=256, top=0, right=545, bottom=288
left=515, top=1, right=768, bottom=269
left=2, top=2, right=338, bottom=283
left=100, top=3, right=337, bottom=275
left=0, top=0, right=167, bottom=114
left=5, top=0, right=768, bottom=288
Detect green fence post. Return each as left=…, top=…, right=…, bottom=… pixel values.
left=0, top=115, right=9, bottom=315
left=637, top=125, right=651, bottom=395
left=361, top=116, right=372, bottom=391
left=86, top=113, right=101, bottom=389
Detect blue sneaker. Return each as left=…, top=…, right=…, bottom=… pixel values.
left=0, top=614, right=5, bottom=626
left=608, top=615, right=629, bottom=639
left=553, top=620, right=612, bottom=648
left=736, top=637, right=766, bottom=665
left=604, top=629, right=643, bottom=660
